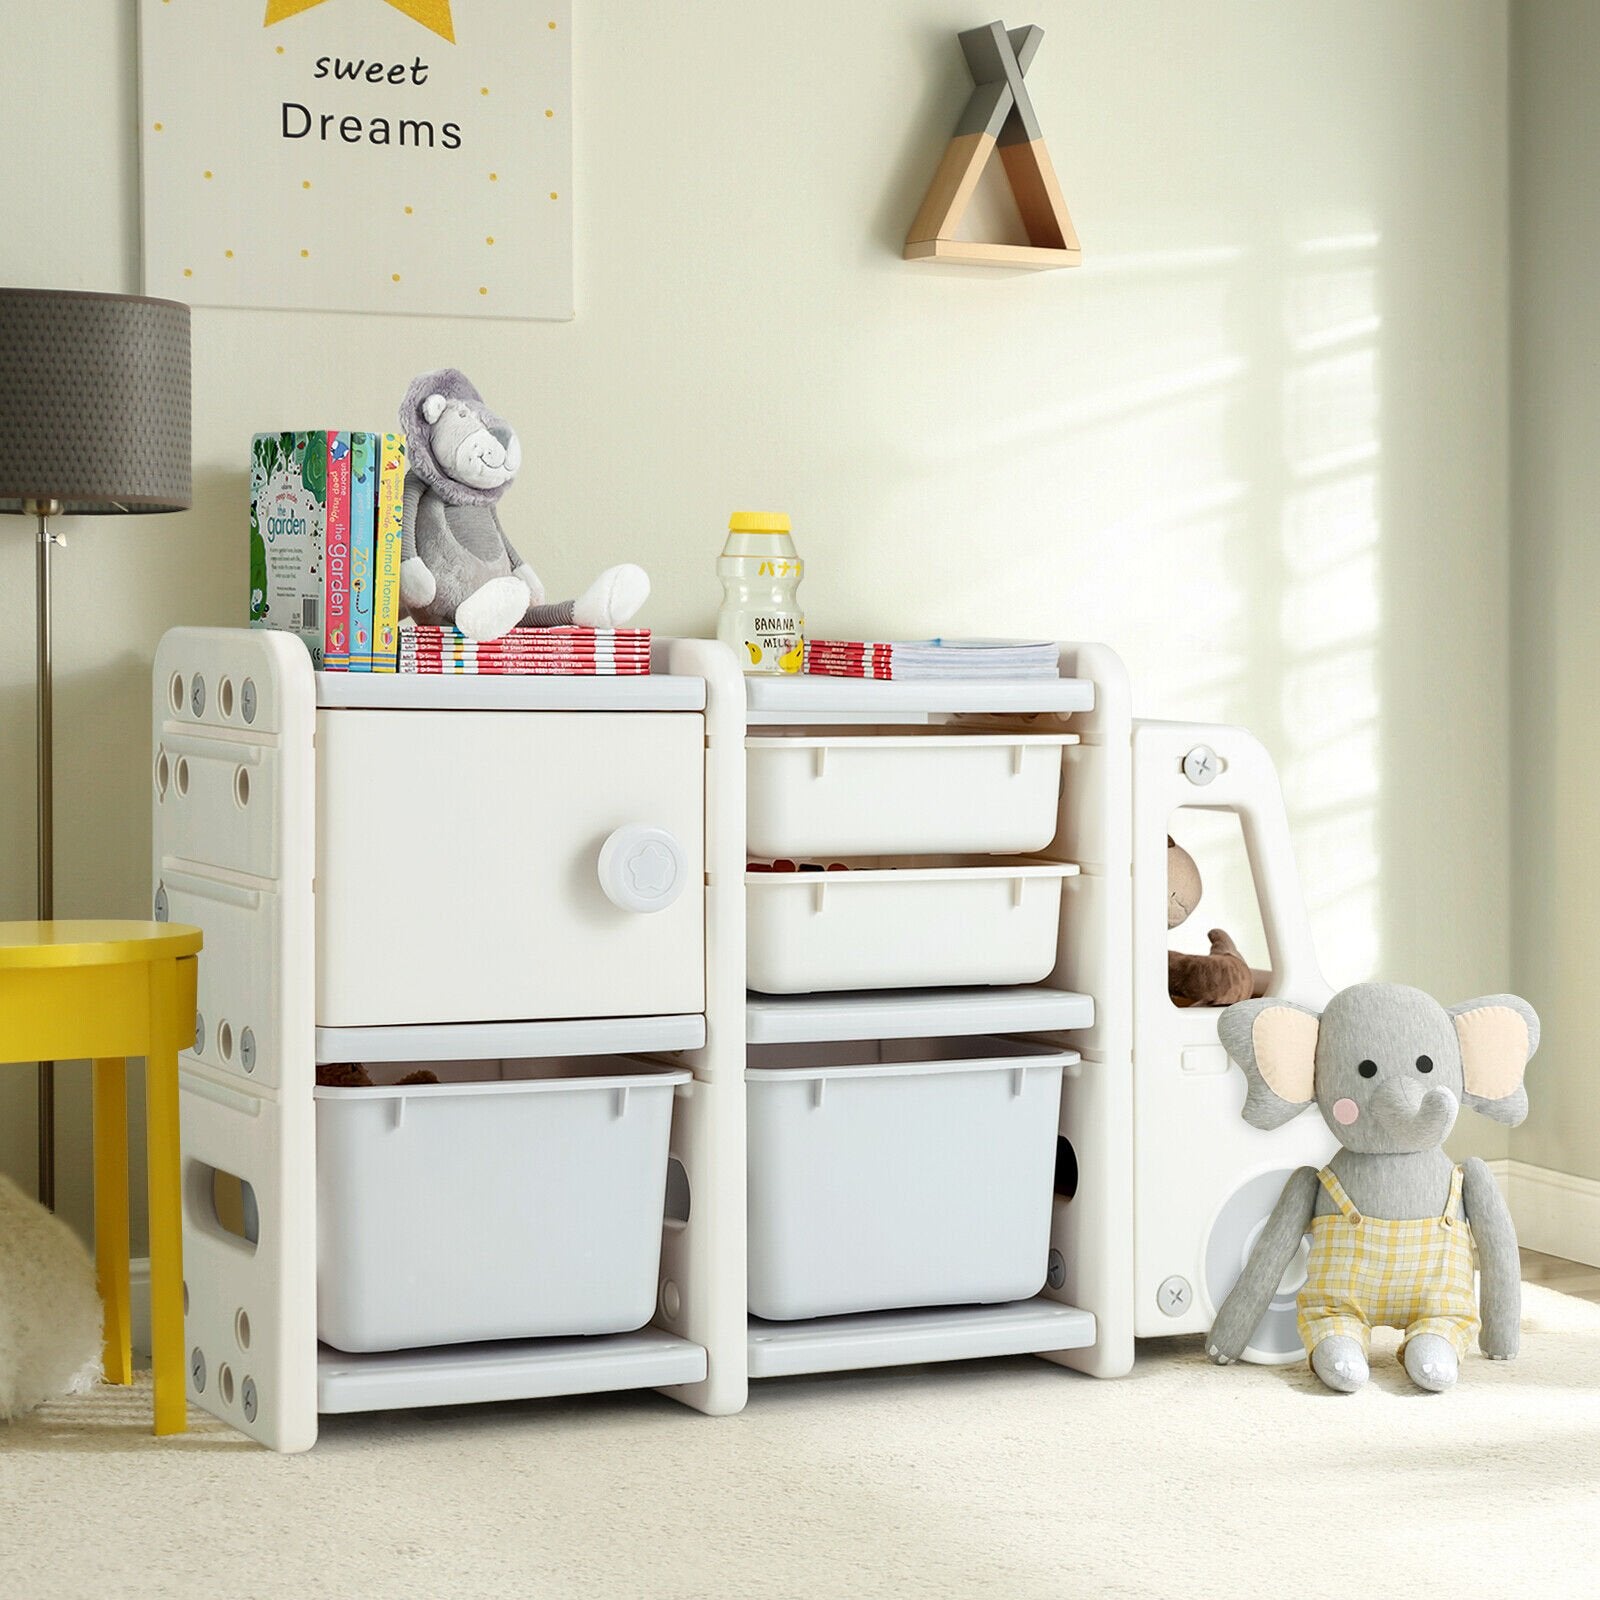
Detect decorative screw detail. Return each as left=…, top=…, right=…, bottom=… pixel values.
left=242, top=1377, right=257, bottom=1423
left=190, top=1346, right=207, bottom=1392
left=240, top=1028, right=256, bottom=1073
left=241, top=678, right=257, bottom=724
left=190, top=675, right=206, bottom=718
left=1157, top=1275, right=1193, bottom=1317
left=1182, top=745, right=1218, bottom=786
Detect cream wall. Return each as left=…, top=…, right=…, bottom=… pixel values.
left=1510, top=2, right=1600, bottom=1182
left=1, top=0, right=1514, bottom=1246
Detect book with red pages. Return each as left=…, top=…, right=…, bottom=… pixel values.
left=803, top=638, right=1059, bottom=680
left=397, top=661, right=652, bottom=676
left=399, top=626, right=652, bottom=675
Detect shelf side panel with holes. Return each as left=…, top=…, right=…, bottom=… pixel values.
left=152, top=628, right=319, bottom=1452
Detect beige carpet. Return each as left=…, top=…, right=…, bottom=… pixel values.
left=4, top=1284, right=1599, bottom=1600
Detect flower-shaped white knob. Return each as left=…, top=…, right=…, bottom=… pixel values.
left=598, top=825, right=688, bottom=913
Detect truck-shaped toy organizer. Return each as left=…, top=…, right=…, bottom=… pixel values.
left=152, top=628, right=1332, bottom=1451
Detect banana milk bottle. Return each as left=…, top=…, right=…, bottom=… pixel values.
left=717, top=511, right=805, bottom=674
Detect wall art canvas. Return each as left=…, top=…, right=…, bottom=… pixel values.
left=139, top=1, right=573, bottom=320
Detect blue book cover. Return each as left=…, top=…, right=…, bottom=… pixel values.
left=347, top=431, right=378, bottom=671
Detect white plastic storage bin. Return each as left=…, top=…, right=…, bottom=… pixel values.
left=746, top=1036, right=1072, bottom=1319
left=314, top=1057, right=689, bottom=1352
left=745, top=859, right=1077, bottom=993
left=745, top=729, right=1077, bottom=857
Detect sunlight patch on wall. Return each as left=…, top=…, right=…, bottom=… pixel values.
left=1284, top=266, right=1380, bottom=355
left=1280, top=548, right=1379, bottom=652
left=1280, top=473, right=1379, bottom=574
left=1276, top=235, right=1383, bottom=982
left=1284, top=349, right=1380, bottom=478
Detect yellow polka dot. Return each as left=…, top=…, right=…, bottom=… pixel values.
left=153, top=122, right=164, bottom=132
left=489, top=172, right=498, bottom=182
left=183, top=268, right=192, bottom=277
left=545, top=109, right=554, bottom=118
left=480, top=87, right=490, bottom=96
left=204, top=170, right=213, bottom=180
left=302, top=180, right=312, bottom=190
left=548, top=19, right=557, bottom=28
left=485, top=235, right=495, bottom=245
left=404, top=205, right=414, bottom=215
left=224, top=249, right=234, bottom=259
left=391, top=273, right=401, bottom=283
left=479, top=286, right=488, bottom=295
left=300, top=249, right=309, bottom=258
left=276, top=46, right=284, bottom=54
left=549, top=191, right=559, bottom=201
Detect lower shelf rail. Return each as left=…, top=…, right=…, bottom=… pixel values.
left=317, top=1329, right=707, bottom=1413
left=747, top=1297, right=1096, bottom=1378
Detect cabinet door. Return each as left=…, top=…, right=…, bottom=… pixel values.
left=316, top=711, right=704, bottom=1026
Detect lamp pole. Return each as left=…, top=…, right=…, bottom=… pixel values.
left=1, top=287, right=193, bottom=1212
left=28, top=496, right=61, bottom=1210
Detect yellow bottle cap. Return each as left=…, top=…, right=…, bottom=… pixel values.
left=728, top=511, right=791, bottom=534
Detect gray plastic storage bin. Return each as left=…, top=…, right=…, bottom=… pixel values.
left=314, top=1057, right=688, bottom=1352
left=745, top=1036, right=1070, bottom=1320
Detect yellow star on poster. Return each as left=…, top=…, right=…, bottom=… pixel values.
left=263, top=1, right=455, bottom=45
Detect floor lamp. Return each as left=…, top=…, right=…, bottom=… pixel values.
left=0, top=288, right=191, bottom=1210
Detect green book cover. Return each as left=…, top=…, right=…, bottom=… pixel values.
left=249, top=431, right=329, bottom=666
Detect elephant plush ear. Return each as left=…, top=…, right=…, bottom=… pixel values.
left=1451, top=995, right=1539, bottom=1127
left=1218, top=998, right=1321, bottom=1130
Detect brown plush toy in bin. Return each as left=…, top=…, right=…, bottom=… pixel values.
left=314, top=1063, right=439, bottom=1087
left=1166, top=836, right=1256, bottom=1008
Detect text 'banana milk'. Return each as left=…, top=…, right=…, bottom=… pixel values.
left=717, top=511, right=804, bottom=674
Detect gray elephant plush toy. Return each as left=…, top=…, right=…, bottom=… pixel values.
left=399, top=368, right=649, bottom=641
left=1208, top=982, right=1537, bottom=1393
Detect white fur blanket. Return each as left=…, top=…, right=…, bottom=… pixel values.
left=0, top=1172, right=102, bottom=1419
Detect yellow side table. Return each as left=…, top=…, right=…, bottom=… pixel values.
left=0, top=921, right=201, bottom=1435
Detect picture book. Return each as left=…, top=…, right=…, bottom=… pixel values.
left=399, top=626, right=652, bottom=676
left=803, top=639, right=1061, bottom=680
left=323, top=432, right=352, bottom=670
left=347, top=432, right=378, bottom=672
left=248, top=430, right=360, bottom=668
left=250, top=430, right=330, bottom=665
left=372, top=433, right=407, bottom=673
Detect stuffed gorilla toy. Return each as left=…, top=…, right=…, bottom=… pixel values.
left=399, top=368, right=650, bottom=642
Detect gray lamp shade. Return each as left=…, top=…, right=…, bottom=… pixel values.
left=0, top=287, right=191, bottom=515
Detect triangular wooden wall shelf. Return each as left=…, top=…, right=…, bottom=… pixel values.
left=904, top=20, right=1081, bottom=270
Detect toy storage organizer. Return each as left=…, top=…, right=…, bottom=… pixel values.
left=153, top=630, right=1136, bottom=1451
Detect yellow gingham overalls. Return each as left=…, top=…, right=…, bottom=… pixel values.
left=1296, top=1164, right=1479, bottom=1360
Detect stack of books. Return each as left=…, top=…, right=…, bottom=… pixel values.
left=400, top=626, right=652, bottom=676
left=803, top=638, right=1061, bottom=681
left=249, top=430, right=407, bottom=671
